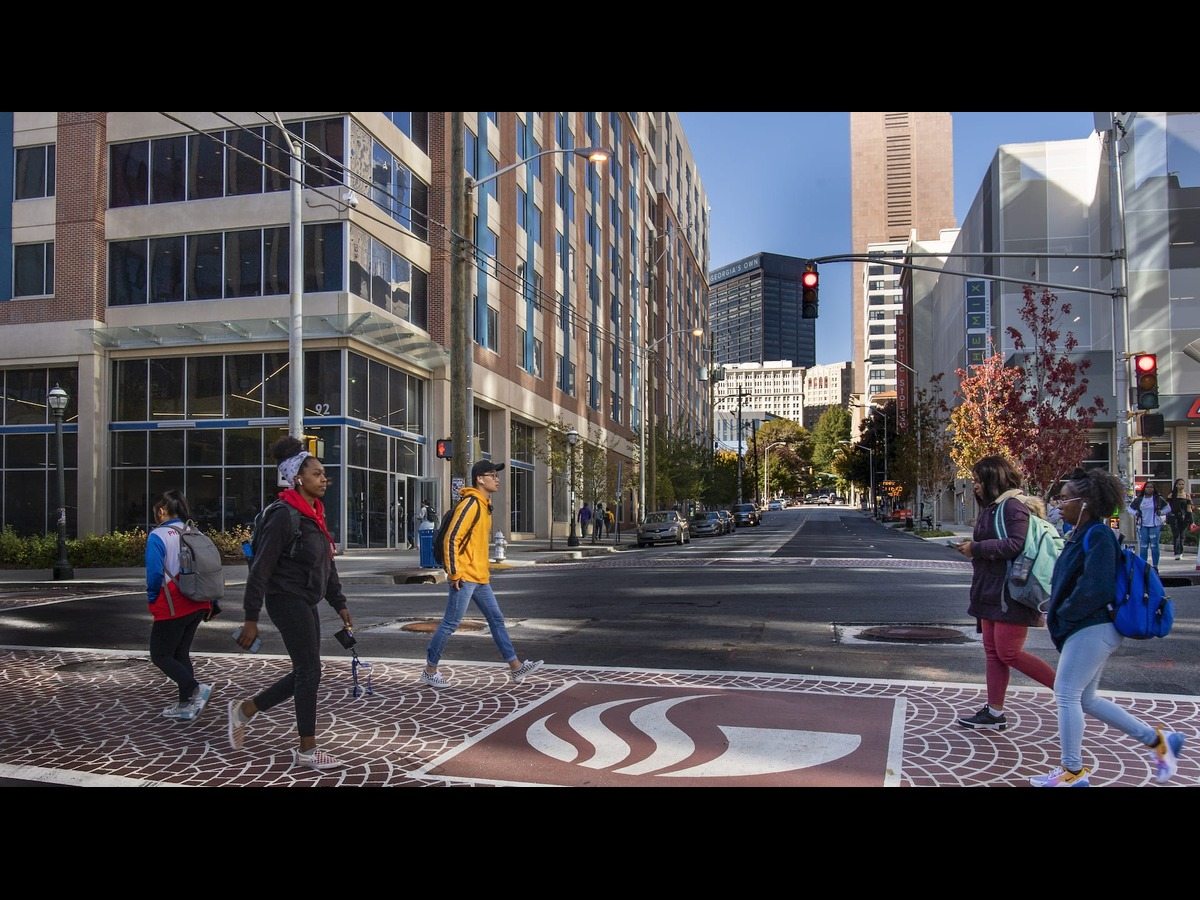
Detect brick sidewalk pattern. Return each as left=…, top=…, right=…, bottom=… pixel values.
left=1, top=647, right=1195, bottom=788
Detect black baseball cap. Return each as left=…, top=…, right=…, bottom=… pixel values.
left=470, top=460, right=505, bottom=482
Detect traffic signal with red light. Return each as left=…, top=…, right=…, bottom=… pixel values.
left=801, top=263, right=819, bottom=319
left=1133, top=354, right=1159, bottom=410
left=435, top=438, right=452, bottom=459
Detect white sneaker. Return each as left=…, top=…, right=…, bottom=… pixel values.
left=510, top=659, right=543, bottom=684
left=420, top=669, right=449, bottom=688
left=293, top=748, right=345, bottom=771
left=184, top=683, right=213, bottom=719
left=227, top=699, right=251, bottom=750
left=162, top=702, right=192, bottom=720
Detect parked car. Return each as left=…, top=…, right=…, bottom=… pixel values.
left=637, top=510, right=691, bottom=546
left=767, top=499, right=784, bottom=511
left=715, top=509, right=736, bottom=533
left=731, top=502, right=760, bottom=527
left=691, top=510, right=725, bottom=537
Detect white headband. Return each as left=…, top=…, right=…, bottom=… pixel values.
left=278, top=451, right=311, bottom=487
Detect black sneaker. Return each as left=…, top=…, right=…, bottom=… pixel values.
left=957, top=705, right=1007, bottom=731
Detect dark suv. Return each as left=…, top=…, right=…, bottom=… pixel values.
left=731, top=503, right=759, bottom=527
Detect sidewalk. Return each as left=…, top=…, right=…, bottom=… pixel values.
left=897, top=516, right=1200, bottom=583
left=0, top=535, right=625, bottom=587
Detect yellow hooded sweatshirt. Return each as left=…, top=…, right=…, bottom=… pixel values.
left=442, top=486, right=492, bottom=584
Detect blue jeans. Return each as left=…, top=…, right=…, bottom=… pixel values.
left=426, top=580, right=517, bottom=667
left=1137, top=525, right=1161, bottom=567
left=1054, top=622, right=1157, bottom=772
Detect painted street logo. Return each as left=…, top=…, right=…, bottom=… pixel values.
left=419, top=682, right=903, bottom=787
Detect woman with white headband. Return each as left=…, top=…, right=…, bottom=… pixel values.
left=228, top=435, right=353, bottom=772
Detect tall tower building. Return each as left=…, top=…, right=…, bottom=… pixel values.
left=708, top=252, right=816, bottom=368
left=850, top=112, right=955, bottom=396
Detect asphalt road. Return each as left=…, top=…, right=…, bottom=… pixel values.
left=8, top=506, right=1197, bottom=696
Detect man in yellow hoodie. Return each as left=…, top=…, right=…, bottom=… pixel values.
left=420, top=459, right=543, bottom=689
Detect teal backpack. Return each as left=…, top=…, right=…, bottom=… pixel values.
left=993, top=491, right=1064, bottom=614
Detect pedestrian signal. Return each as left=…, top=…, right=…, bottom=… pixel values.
left=435, top=438, right=452, bottom=459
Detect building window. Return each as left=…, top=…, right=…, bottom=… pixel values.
left=13, top=243, right=53, bottom=297
left=517, top=186, right=528, bottom=230
left=370, top=140, right=430, bottom=241
left=110, top=118, right=345, bottom=209
left=14, top=144, right=55, bottom=200
left=486, top=306, right=499, bottom=353
left=384, top=112, right=429, bottom=154
left=110, top=224, right=343, bottom=307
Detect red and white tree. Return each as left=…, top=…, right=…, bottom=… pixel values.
left=1004, top=285, right=1107, bottom=497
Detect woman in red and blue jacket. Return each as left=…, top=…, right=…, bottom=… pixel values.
left=145, top=490, right=213, bottom=721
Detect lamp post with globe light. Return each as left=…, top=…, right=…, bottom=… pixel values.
left=566, top=426, right=580, bottom=547
left=47, top=385, right=73, bottom=581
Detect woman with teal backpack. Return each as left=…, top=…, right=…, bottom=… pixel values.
left=952, top=455, right=1057, bottom=733
left=1031, top=467, right=1185, bottom=787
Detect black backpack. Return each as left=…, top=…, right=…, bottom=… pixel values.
left=241, top=500, right=302, bottom=562
left=431, top=508, right=456, bottom=567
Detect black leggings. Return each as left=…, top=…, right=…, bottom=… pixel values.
left=252, top=596, right=322, bottom=739
left=149, top=611, right=205, bottom=702
left=1171, top=515, right=1188, bottom=556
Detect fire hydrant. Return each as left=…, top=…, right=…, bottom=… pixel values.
left=492, top=530, right=507, bottom=562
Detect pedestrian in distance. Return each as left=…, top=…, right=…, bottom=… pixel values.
left=1031, top=467, right=1186, bottom=787
left=604, top=505, right=615, bottom=540
left=420, top=460, right=543, bottom=689
left=578, top=501, right=592, bottom=537
left=1168, top=477, right=1192, bottom=561
left=1128, top=480, right=1168, bottom=570
left=146, top=490, right=215, bottom=721
left=592, top=502, right=604, bottom=544
left=228, top=436, right=354, bottom=772
left=952, top=455, right=1057, bottom=732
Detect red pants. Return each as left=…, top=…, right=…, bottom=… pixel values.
left=981, top=618, right=1056, bottom=707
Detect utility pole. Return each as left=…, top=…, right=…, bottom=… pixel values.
left=450, top=114, right=470, bottom=494
left=736, top=388, right=745, bottom=504
left=751, top=419, right=760, bottom=505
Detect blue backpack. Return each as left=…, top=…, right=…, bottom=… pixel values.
left=1083, top=526, right=1174, bottom=639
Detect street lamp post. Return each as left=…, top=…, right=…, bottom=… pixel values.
left=451, top=127, right=610, bottom=494
left=47, top=385, right=73, bottom=581
left=566, top=426, right=580, bottom=547
left=272, top=113, right=305, bottom=442
left=867, top=356, right=922, bottom=524
left=840, top=440, right=874, bottom=514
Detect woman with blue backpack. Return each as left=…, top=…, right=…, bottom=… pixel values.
left=1031, top=467, right=1185, bottom=787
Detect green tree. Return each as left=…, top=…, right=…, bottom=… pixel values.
left=752, top=419, right=810, bottom=501
left=811, top=406, right=851, bottom=474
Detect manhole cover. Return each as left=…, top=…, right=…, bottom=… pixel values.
left=400, top=619, right=487, bottom=634
left=857, top=625, right=970, bottom=644
left=55, top=658, right=148, bottom=673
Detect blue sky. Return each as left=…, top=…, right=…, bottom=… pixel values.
left=678, top=112, right=1099, bottom=365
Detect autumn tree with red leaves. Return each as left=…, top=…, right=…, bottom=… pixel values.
left=949, top=345, right=1024, bottom=479
left=949, top=286, right=1107, bottom=498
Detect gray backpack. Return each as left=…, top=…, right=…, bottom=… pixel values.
left=164, top=522, right=226, bottom=606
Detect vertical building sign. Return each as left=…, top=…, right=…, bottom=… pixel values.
left=965, top=279, right=989, bottom=366
left=895, top=312, right=909, bottom=430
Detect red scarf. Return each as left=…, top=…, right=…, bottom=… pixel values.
left=279, top=488, right=335, bottom=557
